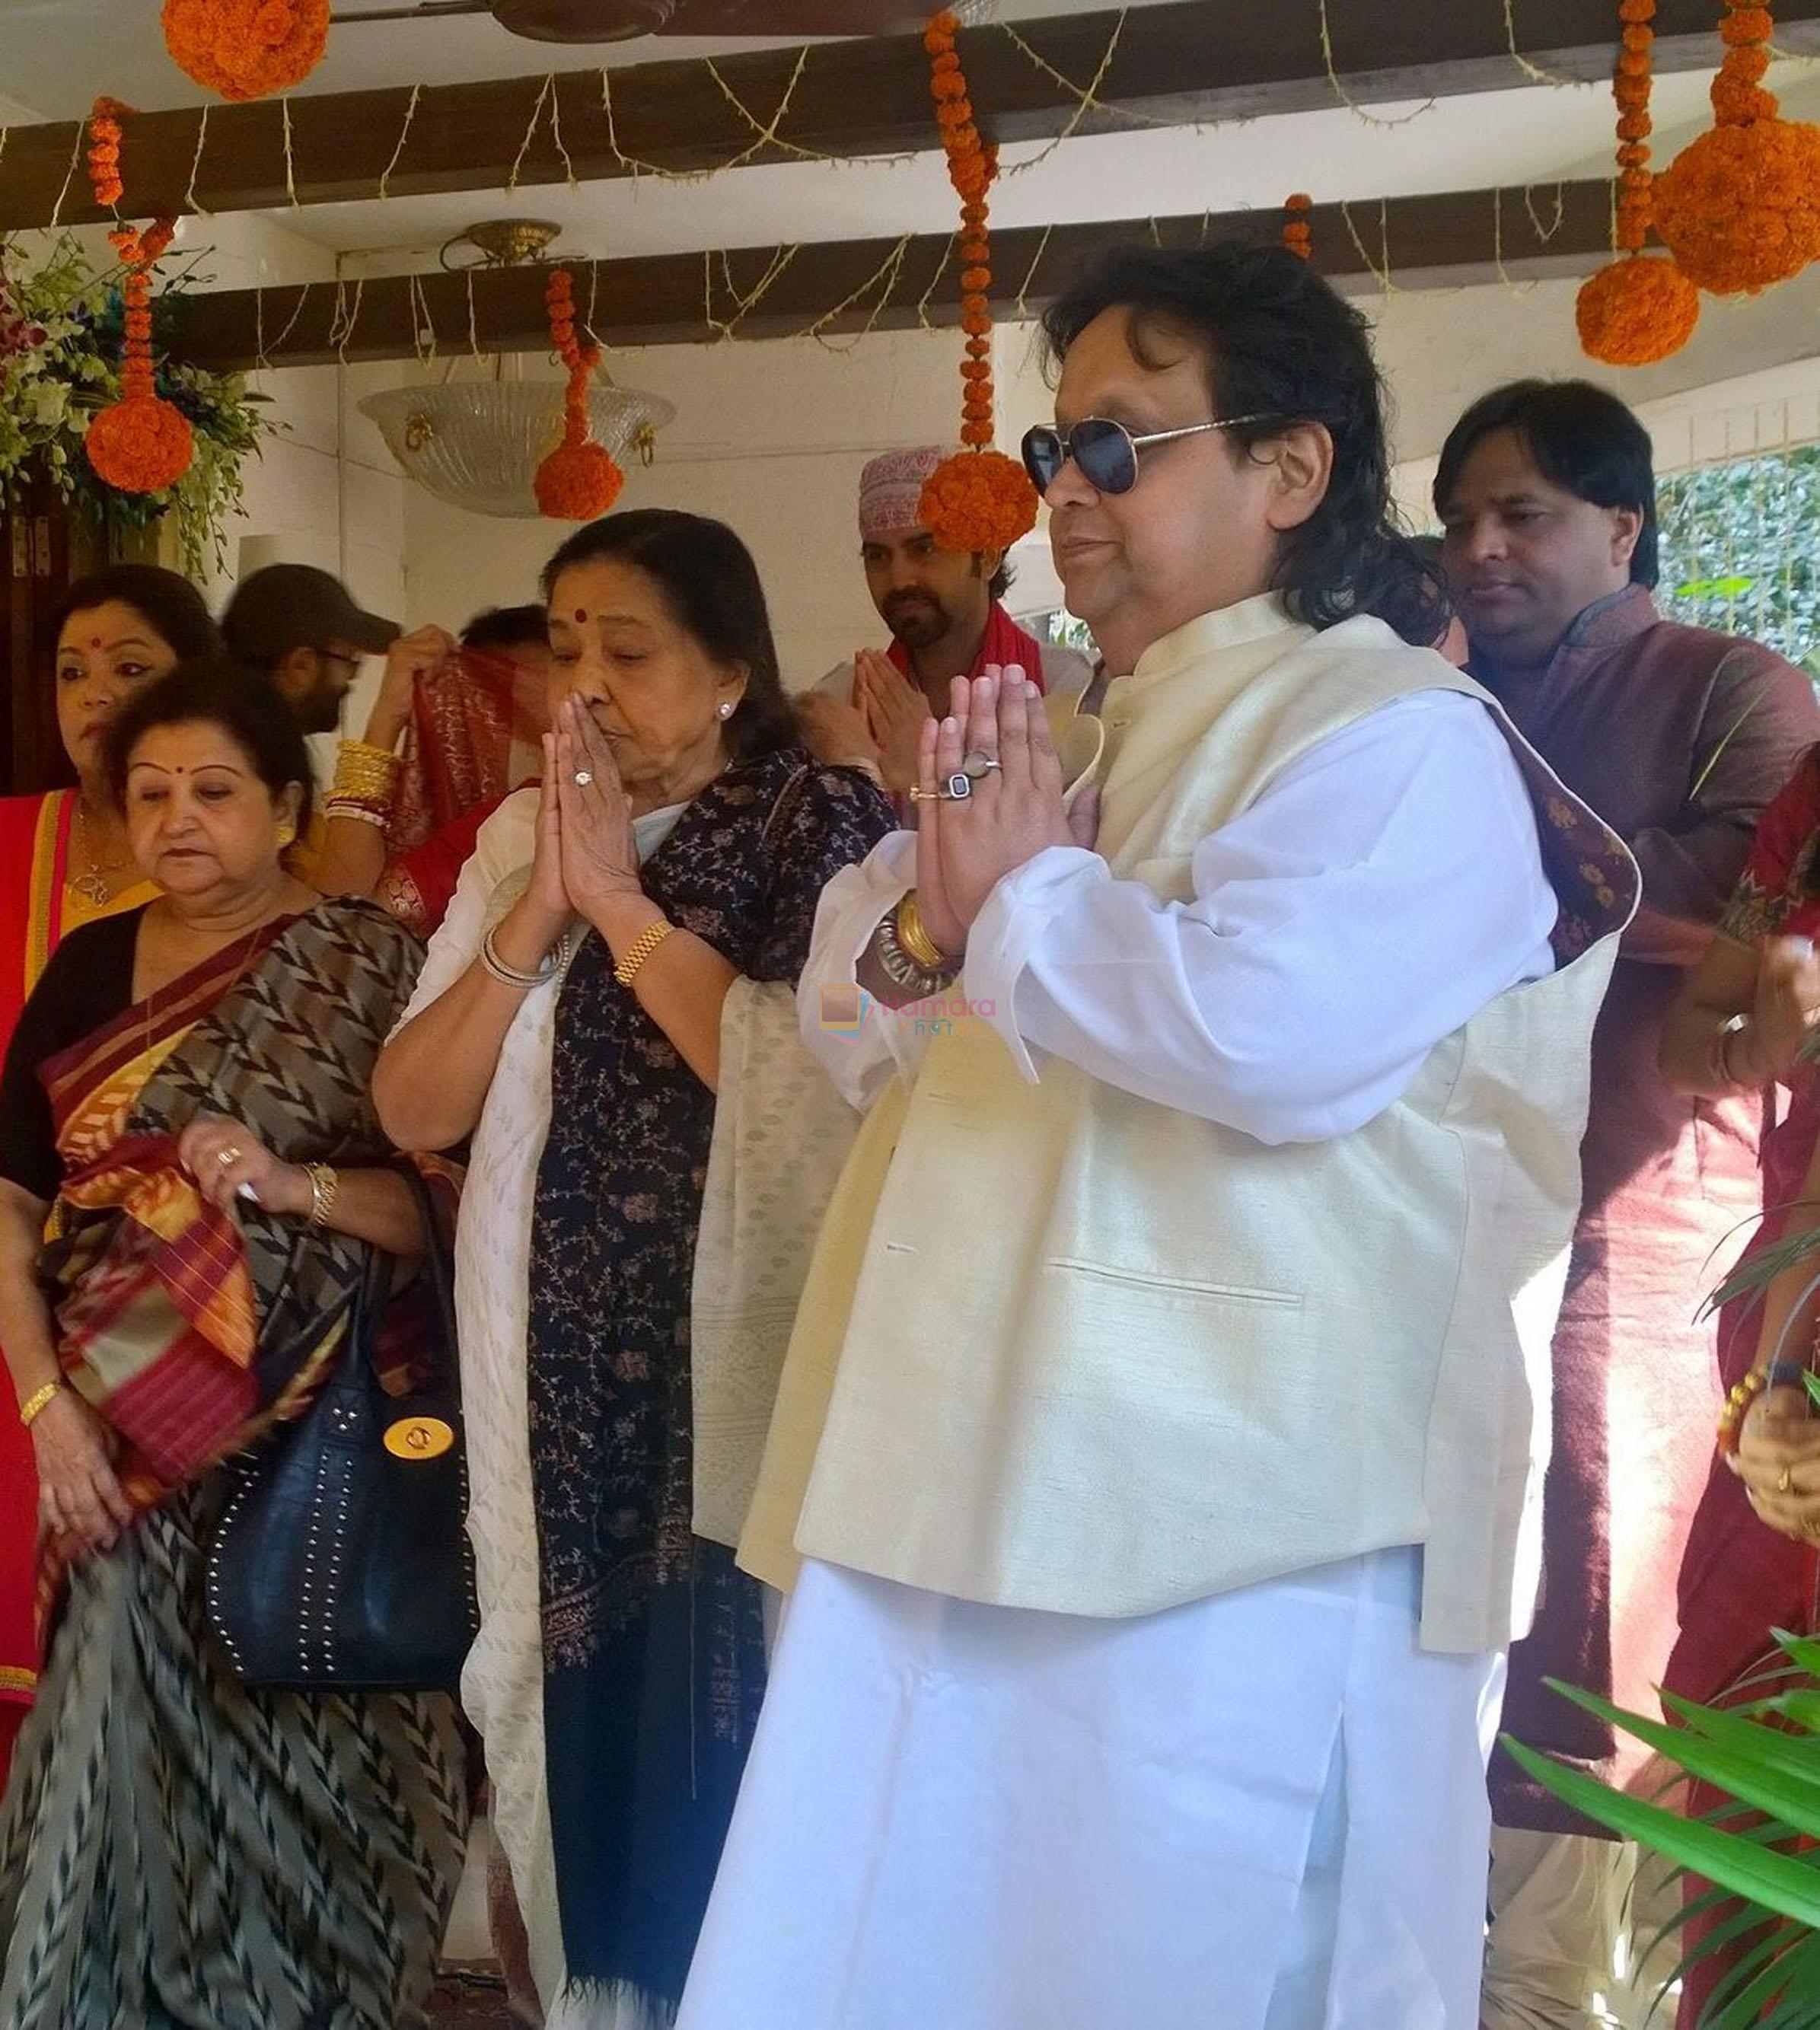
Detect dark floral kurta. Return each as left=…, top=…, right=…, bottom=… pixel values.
left=526, top=745, right=892, bottom=2012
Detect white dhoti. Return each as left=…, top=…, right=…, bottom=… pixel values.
left=677, top=1547, right=1504, bottom=2030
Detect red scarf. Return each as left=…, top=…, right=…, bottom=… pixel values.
left=885, top=601, right=1052, bottom=693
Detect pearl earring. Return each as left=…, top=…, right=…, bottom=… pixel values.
left=719, top=701, right=734, bottom=719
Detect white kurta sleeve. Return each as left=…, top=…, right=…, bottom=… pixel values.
left=962, top=691, right=1560, bottom=1145
left=795, top=829, right=935, bottom=1110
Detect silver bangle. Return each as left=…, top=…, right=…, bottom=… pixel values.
left=480, top=926, right=569, bottom=990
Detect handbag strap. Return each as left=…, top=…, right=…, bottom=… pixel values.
left=397, top=1163, right=464, bottom=1414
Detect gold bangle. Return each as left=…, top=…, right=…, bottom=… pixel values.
left=19, top=1380, right=62, bottom=1429
left=332, top=740, right=401, bottom=803
left=613, top=917, right=676, bottom=987
left=303, top=1162, right=340, bottom=1230
left=897, top=892, right=948, bottom=971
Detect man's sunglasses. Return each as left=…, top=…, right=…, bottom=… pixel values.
left=1019, top=413, right=1271, bottom=498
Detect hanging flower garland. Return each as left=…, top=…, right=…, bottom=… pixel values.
left=163, top=0, right=329, bottom=101
left=1652, top=0, right=1820, bottom=293
left=79, top=112, right=193, bottom=496
left=534, top=268, right=623, bottom=522
left=88, top=97, right=129, bottom=210
left=1283, top=193, right=1313, bottom=260
left=1576, top=0, right=1700, bottom=365
left=916, top=9, right=1038, bottom=556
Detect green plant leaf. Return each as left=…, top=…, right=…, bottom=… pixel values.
left=1660, top=1690, right=1820, bottom=1796
left=1500, top=1739, right=1820, bottom=1930
left=1541, top=1681, right=1820, bottom=1826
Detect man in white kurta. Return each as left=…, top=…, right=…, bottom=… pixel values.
left=677, top=244, right=1637, bottom=2029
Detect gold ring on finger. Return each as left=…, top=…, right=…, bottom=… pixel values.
left=1780, top=1465, right=1796, bottom=1495
left=216, top=1146, right=243, bottom=1168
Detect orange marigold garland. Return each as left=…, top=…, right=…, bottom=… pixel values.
left=534, top=268, right=623, bottom=523
left=162, top=0, right=329, bottom=102
left=1283, top=193, right=1313, bottom=260
left=1652, top=0, right=1820, bottom=294
left=1576, top=0, right=1700, bottom=365
left=88, top=97, right=129, bottom=210
left=86, top=218, right=195, bottom=496
left=916, top=9, right=1038, bottom=556
left=78, top=129, right=193, bottom=496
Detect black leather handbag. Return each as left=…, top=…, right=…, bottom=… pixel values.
left=206, top=1178, right=480, bottom=1693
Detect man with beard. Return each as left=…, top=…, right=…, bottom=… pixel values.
left=221, top=562, right=403, bottom=736
left=222, top=562, right=452, bottom=897
left=799, top=445, right=1093, bottom=796
left=1436, top=379, right=1820, bottom=2029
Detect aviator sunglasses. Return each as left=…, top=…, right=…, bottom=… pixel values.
left=1020, top=413, right=1271, bottom=497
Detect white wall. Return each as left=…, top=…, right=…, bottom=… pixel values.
left=395, top=327, right=1001, bottom=690
left=210, top=251, right=1820, bottom=691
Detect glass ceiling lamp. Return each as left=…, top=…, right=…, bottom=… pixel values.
left=359, top=220, right=675, bottom=519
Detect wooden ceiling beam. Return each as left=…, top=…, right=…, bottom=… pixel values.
left=164, top=180, right=1618, bottom=371
left=0, top=0, right=1815, bottom=231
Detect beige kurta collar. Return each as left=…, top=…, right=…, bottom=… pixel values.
left=1114, top=594, right=1305, bottom=706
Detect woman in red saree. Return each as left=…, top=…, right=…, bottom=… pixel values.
left=0, top=563, right=220, bottom=1789
left=1660, top=744, right=1820, bottom=2023
left=0, top=663, right=466, bottom=2029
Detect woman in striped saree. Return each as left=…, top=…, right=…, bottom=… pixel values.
left=0, top=662, right=467, bottom=2029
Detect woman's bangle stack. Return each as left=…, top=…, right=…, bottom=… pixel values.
left=302, top=1162, right=340, bottom=1231
left=324, top=738, right=401, bottom=830
left=1716, top=1358, right=1812, bottom=1457
left=480, top=927, right=570, bottom=990
left=877, top=891, right=958, bottom=993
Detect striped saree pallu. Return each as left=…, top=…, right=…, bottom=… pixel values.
left=37, top=901, right=426, bottom=1522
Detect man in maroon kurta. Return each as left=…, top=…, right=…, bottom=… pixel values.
left=1437, top=380, right=1820, bottom=2028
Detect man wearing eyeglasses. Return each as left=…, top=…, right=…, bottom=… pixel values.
left=798, top=445, right=1093, bottom=796
left=221, top=562, right=401, bottom=737
left=681, top=246, right=1635, bottom=2030
left=221, top=562, right=454, bottom=895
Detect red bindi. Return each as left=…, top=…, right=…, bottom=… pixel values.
left=573, top=607, right=588, bottom=623
left=90, top=636, right=104, bottom=648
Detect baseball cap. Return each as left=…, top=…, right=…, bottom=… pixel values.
left=221, top=564, right=399, bottom=664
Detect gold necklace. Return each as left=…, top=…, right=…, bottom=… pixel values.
left=69, top=797, right=127, bottom=908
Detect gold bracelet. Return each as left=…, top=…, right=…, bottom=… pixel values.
left=18, top=1380, right=62, bottom=1429
left=897, top=892, right=949, bottom=971
left=613, top=917, right=676, bottom=987
left=303, top=1162, right=340, bottom=1230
